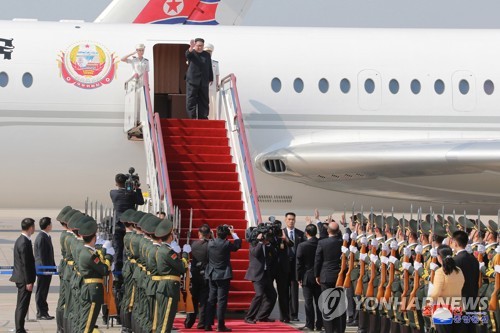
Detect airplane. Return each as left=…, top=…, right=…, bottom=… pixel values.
left=1, top=18, right=500, bottom=217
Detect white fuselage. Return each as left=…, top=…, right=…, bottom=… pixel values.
left=1, top=21, right=500, bottom=214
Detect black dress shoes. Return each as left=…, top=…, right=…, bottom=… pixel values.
left=217, top=327, right=232, bottom=332
left=244, top=318, right=257, bottom=324
left=259, top=318, right=275, bottom=322
left=291, top=318, right=300, bottom=322
left=37, top=315, right=55, bottom=320
left=347, top=320, right=359, bottom=327
left=205, top=326, right=213, bottom=331
left=281, top=319, right=290, bottom=323
left=299, top=326, right=314, bottom=331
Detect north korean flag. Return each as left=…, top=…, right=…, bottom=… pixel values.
left=134, top=0, right=220, bottom=25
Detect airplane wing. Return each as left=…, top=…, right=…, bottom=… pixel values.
left=255, top=139, right=500, bottom=204
left=94, top=0, right=253, bottom=25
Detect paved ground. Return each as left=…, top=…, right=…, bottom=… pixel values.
left=0, top=210, right=357, bottom=332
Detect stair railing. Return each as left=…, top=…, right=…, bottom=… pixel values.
left=218, top=74, right=262, bottom=227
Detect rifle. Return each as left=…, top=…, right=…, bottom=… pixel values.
left=355, top=207, right=367, bottom=296
left=176, top=206, right=186, bottom=312
left=343, top=204, right=357, bottom=288
left=400, top=213, right=410, bottom=314
left=407, top=208, right=422, bottom=311
left=430, top=209, right=437, bottom=283
left=489, top=210, right=500, bottom=312
left=366, top=209, right=377, bottom=298
left=477, top=209, right=484, bottom=290
left=184, top=208, right=194, bottom=314
left=377, top=212, right=387, bottom=302
left=336, top=205, right=349, bottom=287
left=384, top=228, right=396, bottom=302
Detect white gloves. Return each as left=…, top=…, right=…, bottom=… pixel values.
left=343, top=233, right=350, bottom=241
left=389, top=256, right=398, bottom=264
left=183, top=244, right=192, bottom=254
left=359, top=253, right=368, bottom=262
left=369, top=254, right=379, bottom=264
left=496, top=245, right=500, bottom=254
left=414, top=261, right=423, bottom=271
left=402, top=262, right=412, bottom=270
left=351, top=232, right=358, bottom=240
left=371, top=238, right=379, bottom=248
left=479, top=262, right=485, bottom=270
left=403, top=247, right=412, bottom=257
left=430, top=248, right=437, bottom=258
left=415, top=245, right=423, bottom=255
left=171, top=241, right=181, bottom=253
left=442, top=238, right=449, bottom=246
left=465, top=244, right=472, bottom=254
left=390, top=240, right=398, bottom=250
left=430, top=262, right=439, bottom=271
left=477, top=244, right=485, bottom=254
left=495, top=265, right=500, bottom=274
left=103, top=240, right=115, bottom=256
left=349, top=245, right=358, bottom=254
left=382, top=244, right=389, bottom=253
left=361, top=237, right=368, bottom=246
left=341, top=246, right=349, bottom=254
left=380, top=256, right=389, bottom=265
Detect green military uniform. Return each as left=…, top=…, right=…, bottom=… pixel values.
left=154, top=218, right=186, bottom=333
left=78, top=218, right=110, bottom=333
left=54, top=206, right=72, bottom=333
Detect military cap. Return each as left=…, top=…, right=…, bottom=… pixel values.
left=57, top=206, right=73, bottom=222
left=408, top=219, right=419, bottom=235
left=68, top=211, right=84, bottom=230
left=142, top=215, right=162, bottom=234
left=129, top=211, right=145, bottom=224
left=385, top=216, right=399, bottom=232
left=79, top=217, right=98, bottom=237
left=457, top=216, right=475, bottom=230
left=399, top=218, right=409, bottom=231
left=432, top=221, right=448, bottom=238
left=61, top=209, right=78, bottom=224
left=421, top=220, right=431, bottom=236
left=155, top=217, right=174, bottom=238
left=137, top=213, right=152, bottom=229
left=356, top=213, right=368, bottom=224
left=474, top=219, right=488, bottom=232
left=488, top=220, right=498, bottom=233
left=374, top=215, right=384, bottom=230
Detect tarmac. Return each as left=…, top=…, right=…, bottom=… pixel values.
left=0, top=210, right=357, bottom=332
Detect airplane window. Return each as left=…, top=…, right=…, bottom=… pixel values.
left=364, top=78, right=375, bottom=94
left=411, top=79, right=421, bottom=94
left=484, top=80, right=494, bottom=95
left=271, top=77, right=281, bottom=93
left=318, top=78, right=329, bottom=93
left=22, top=72, right=33, bottom=88
left=434, top=79, right=445, bottom=95
left=389, top=79, right=399, bottom=94
left=459, top=79, right=469, bottom=95
left=0, top=72, right=8, bottom=88
left=340, top=78, right=350, bottom=94
left=294, top=78, right=304, bottom=93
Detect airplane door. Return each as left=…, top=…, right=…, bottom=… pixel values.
left=452, top=71, right=476, bottom=112
left=357, top=70, right=382, bottom=111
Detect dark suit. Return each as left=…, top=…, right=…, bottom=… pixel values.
left=245, top=242, right=278, bottom=321
left=297, top=237, right=323, bottom=330
left=277, top=228, right=304, bottom=320
left=205, top=237, right=241, bottom=329
left=34, top=231, right=55, bottom=317
left=315, top=234, right=344, bottom=333
left=185, top=239, right=210, bottom=329
left=454, top=249, right=479, bottom=333
left=185, top=49, right=213, bottom=119
left=10, top=234, right=36, bottom=333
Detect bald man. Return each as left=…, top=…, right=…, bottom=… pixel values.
left=314, top=222, right=345, bottom=333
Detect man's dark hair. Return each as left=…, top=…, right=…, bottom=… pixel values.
left=39, top=217, right=51, bottom=230
left=217, top=225, right=230, bottom=239
left=433, top=234, right=446, bottom=244
left=285, top=212, right=296, bottom=218
left=199, top=224, right=211, bottom=238
left=452, top=230, right=468, bottom=248
left=195, top=38, right=205, bottom=44
left=115, top=173, right=127, bottom=186
left=305, top=224, right=317, bottom=237
left=82, top=234, right=95, bottom=244
left=21, top=218, right=35, bottom=231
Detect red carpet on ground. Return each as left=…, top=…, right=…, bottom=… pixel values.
left=173, top=318, right=300, bottom=332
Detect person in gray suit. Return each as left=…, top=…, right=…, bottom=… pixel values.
left=34, top=217, right=55, bottom=320
left=204, top=224, right=241, bottom=332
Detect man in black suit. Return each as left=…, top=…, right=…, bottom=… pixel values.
left=185, top=37, right=213, bottom=119
left=296, top=224, right=323, bottom=331
left=451, top=230, right=479, bottom=333
left=314, top=221, right=344, bottom=333
left=245, top=231, right=278, bottom=324
left=205, top=224, right=241, bottom=332
left=34, top=217, right=55, bottom=320
left=185, top=224, right=212, bottom=329
left=10, top=218, right=37, bottom=333
left=279, top=212, right=304, bottom=322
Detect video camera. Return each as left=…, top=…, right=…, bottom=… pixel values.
left=246, top=216, right=283, bottom=244
left=125, top=167, right=140, bottom=193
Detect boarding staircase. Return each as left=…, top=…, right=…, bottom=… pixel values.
left=123, top=73, right=261, bottom=310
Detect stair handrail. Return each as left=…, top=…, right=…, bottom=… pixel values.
left=139, top=71, right=174, bottom=216
left=218, top=74, right=262, bottom=227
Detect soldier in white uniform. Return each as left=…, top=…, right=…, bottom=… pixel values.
left=203, top=43, right=219, bottom=119
left=121, top=43, right=150, bottom=83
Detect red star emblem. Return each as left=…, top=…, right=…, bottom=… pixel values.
left=166, top=0, right=182, bottom=13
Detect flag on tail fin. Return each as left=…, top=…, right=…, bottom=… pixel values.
left=134, top=0, right=220, bottom=25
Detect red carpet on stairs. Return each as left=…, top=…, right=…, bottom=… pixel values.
left=173, top=318, right=300, bottom=332
left=161, top=118, right=254, bottom=311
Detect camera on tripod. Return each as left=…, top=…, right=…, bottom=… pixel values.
left=246, top=217, right=283, bottom=243
left=125, top=167, right=140, bottom=193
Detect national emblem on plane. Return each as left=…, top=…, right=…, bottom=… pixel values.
left=134, top=0, right=220, bottom=25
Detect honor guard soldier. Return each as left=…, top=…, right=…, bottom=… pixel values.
left=379, top=216, right=398, bottom=333
left=78, top=217, right=112, bottom=333
left=154, top=217, right=187, bottom=333
left=55, top=206, right=72, bottom=333
left=143, top=215, right=162, bottom=333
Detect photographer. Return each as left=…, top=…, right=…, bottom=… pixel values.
left=109, top=172, right=144, bottom=274
left=204, top=224, right=241, bottom=332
